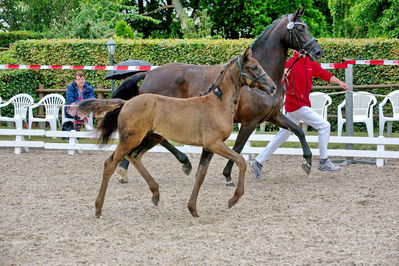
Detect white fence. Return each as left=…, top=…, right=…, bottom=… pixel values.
left=1, top=129, right=398, bottom=167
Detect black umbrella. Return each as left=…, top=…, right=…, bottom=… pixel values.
left=105, top=59, right=153, bottom=80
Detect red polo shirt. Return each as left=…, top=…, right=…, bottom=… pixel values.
left=284, top=54, right=333, bottom=112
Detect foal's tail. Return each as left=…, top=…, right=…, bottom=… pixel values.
left=111, top=72, right=147, bottom=100
left=78, top=99, right=126, bottom=144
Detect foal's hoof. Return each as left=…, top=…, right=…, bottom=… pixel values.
left=151, top=196, right=159, bottom=206
left=182, top=162, right=192, bottom=176
left=188, top=206, right=199, bottom=217
left=225, top=181, right=235, bottom=187
left=228, top=198, right=237, bottom=209
left=302, top=162, right=311, bottom=175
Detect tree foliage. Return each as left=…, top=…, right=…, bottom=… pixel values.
left=329, top=0, right=399, bottom=38
left=1, top=0, right=398, bottom=39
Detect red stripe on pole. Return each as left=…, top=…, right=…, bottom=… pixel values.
left=332, top=63, right=348, bottom=69
left=117, top=66, right=129, bottom=70
left=93, top=66, right=107, bottom=70
left=139, top=66, right=152, bottom=71
left=345, top=60, right=356, bottom=64
left=51, top=65, right=63, bottom=69
left=72, top=66, right=84, bottom=69
left=28, top=65, right=42, bottom=69
left=369, top=60, right=384, bottom=65
left=8, top=65, right=20, bottom=69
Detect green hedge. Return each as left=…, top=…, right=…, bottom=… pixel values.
left=1, top=38, right=399, bottom=132
left=0, top=70, right=41, bottom=118
left=0, top=31, right=43, bottom=48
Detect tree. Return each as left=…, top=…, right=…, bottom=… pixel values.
left=329, top=0, right=399, bottom=38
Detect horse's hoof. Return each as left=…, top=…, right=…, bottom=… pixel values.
left=302, top=162, right=311, bottom=175
left=117, top=168, right=129, bottom=183
left=225, top=181, right=236, bottom=187
left=95, top=211, right=102, bottom=218
left=182, top=162, right=192, bottom=176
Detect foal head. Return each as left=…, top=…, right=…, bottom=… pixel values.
left=237, top=48, right=276, bottom=95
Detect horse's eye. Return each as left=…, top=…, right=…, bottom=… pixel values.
left=251, top=66, right=258, bottom=71
left=296, top=25, right=305, bottom=32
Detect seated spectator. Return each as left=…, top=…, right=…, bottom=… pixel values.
left=65, top=71, right=95, bottom=131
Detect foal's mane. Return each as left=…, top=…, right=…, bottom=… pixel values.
left=251, top=14, right=288, bottom=49
left=200, top=56, right=240, bottom=97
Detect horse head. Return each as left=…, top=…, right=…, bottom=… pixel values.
left=284, top=9, right=323, bottom=61
left=238, top=48, right=277, bottom=95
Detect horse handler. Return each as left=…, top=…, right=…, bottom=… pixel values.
left=250, top=51, right=348, bottom=180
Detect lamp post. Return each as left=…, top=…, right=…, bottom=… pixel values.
left=106, top=39, right=117, bottom=92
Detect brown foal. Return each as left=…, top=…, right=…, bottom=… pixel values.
left=78, top=48, right=276, bottom=217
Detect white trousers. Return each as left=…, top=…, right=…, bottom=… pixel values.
left=255, top=106, right=331, bottom=164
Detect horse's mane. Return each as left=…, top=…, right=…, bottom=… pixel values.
left=251, top=14, right=288, bottom=49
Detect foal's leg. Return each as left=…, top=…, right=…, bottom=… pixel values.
left=269, top=112, right=312, bottom=174
left=222, top=121, right=258, bottom=186
left=95, top=143, right=137, bottom=217
left=209, top=142, right=247, bottom=209
left=127, top=153, right=160, bottom=206
left=187, top=149, right=214, bottom=217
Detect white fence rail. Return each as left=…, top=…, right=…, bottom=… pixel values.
left=1, top=129, right=398, bottom=167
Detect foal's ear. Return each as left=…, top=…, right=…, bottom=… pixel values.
left=243, top=47, right=252, bottom=61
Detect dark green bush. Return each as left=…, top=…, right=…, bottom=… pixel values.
left=0, top=31, right=43, bottom=48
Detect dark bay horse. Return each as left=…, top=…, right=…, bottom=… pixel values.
left=78, top=48, right=276, bottom=217
left=113, top=9, right=323, bottom=185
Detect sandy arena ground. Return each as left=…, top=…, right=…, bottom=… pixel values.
left=0, top=148, right=398, bottom=265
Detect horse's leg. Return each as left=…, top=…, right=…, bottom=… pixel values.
left=116, top=134, right=165, bottom=184
left=269, top=112, right=312, bottom=174
left=117, top=159, right=130, bottom=183
left=160, top=139, right=192, bottom=176
left=187, top=149, right=214, bottom=217
left=118, top=138, right=192, bottom=183
left=209, top=141, right=247, bottom=208
left=127, top=153, right=160, bottom=206
left=222, top=121, right=258, bottom=186
left=95, top=144, right=135, bottom=217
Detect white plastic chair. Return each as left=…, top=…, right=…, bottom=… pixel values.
left=302, top=92, right=332, bottom=132
left=62, top=104, right=94, bottom=130
left=337, top=91, right=377, bottom=137
left=0, top=94, right=34, bottom=129
left=379, top=90, right=399, bottom=136
left=28, top=93, right=65, bottom=131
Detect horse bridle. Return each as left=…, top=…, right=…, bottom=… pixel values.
left=287, top=14, right=317, bottom=55
left=237, top=56, right=266, bottom=87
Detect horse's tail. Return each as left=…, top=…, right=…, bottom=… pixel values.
left=78, top=99, right=126, bottom=144
left=111, top=71, right=147, bottom=100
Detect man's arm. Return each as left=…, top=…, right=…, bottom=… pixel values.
left=329, top=76, right=349, bottom=91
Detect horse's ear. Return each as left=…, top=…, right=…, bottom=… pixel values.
left=293, top=9, right=302, bottom=20
left=300, top=9, right=305, bottom=17
left=243, top=48, right=252, bottom=61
